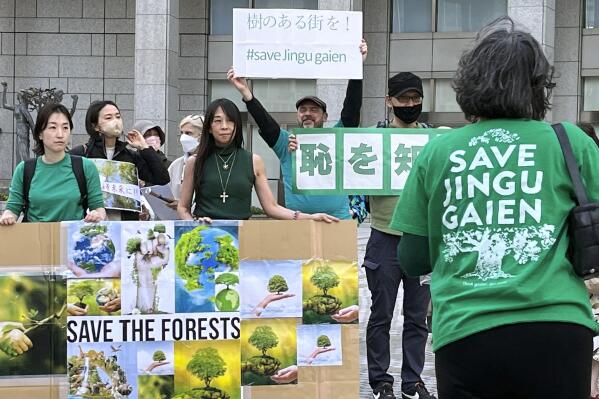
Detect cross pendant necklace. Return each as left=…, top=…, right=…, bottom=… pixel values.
left=220, top=191, right=229, bottom=203
left=215, top=149, right=237, bottom=204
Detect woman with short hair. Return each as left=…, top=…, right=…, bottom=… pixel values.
left=0, top=103, right=105, bottom=225
left=390, top=17, right=599, bottom=398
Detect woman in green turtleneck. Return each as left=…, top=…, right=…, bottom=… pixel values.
left=177, top=98, right=338, bottom=223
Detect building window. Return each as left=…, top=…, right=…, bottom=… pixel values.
left=391, top=0, right=432, bottom=32
left=254, top=0, right=317, bottom=8
left=437, top=0, right=507, bottom=32
left=210, top=0, right=318, bottom=35
left=584, top=77, right=599, bottom=111
left=434, top=79, right=461, bottom=112
left=252, top=79, right=317, bottom=112
left=586, top=0, right=599, bottom=28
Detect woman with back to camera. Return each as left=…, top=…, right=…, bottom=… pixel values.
left=177, top=98, right=338, bottom=223
left=390, top=17, right=599, bottom=399
left=71, top=100, right=170, bottom=220
left=0, top=103, right=105, bottom=225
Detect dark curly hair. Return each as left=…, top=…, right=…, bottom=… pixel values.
left=32, top=102, right=73, bottom=155
left=452, top=16, right=555, bottom=122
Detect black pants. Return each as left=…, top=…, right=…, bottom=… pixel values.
left=364, top=228, right=430, bottom=390
left=435, top=322, right=593, bottom=399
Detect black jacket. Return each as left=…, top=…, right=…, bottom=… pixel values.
left=71, top=136, right=170, bottom=220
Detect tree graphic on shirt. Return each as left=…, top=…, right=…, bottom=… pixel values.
left=442, top=225, right=556, bottom=281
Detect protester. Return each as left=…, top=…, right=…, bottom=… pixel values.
left=391, top=17, right=599, bottom=399
left=70, top=101, right=170, bottom=220
left=169, top=114, right=203, bottom=201
left=0, top=103, right=105, bottom=225
left=359, top=72, right=435, bottom=399
left=177, top=98, right=338, bottom=223
left=227, top=39, right=367, bottom=221
left=134, top=120, right=171, bottom=168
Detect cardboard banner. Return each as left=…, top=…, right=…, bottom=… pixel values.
left=233, top=8, right=363, bottom=79
left=91, top=159, right=141, bottom=212
left=0, top=220, right=359, bottom=399
left=291, top=127, right=446, bottom=195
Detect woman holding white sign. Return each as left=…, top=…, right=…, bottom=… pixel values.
left=390, top=17, right=599, bottom=399
left=177, top=98, right=338, bottom=223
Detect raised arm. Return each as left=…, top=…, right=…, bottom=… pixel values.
left=227, top=67, right=281, bottom=148
left=339, top=39, right=367, bottom=128
left=1, top=82, right=14, bottom=111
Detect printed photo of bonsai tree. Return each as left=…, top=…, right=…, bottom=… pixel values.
left=173, top=347, right=230, bottom=399
left=125, top=223, right=171, bottom=314
left=214, top=273, right=240, bottom=312
left=69, top=280, right=94, bottom=312
left=297, top=324, right=342, bottom=367
left=239, top=260, right=302, bottom=319
left=241, top=319, right=297, bottom=386
left=302, top=260, right=359, bottom=324
left=317, top=334, right=331, bottom=349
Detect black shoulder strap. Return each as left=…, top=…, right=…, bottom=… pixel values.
left=70, top=155, right=88, bottom=212
left=22, top=158, right=38, bottom=222
left=552, top=123, right=589, bottom=205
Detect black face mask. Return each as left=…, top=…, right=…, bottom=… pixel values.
left=392, top=104, right=422, bottom=124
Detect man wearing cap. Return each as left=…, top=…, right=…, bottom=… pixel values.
left=364, top=72, right=436, bottom=399
left=226, top=39, right=367, bottom=221
left=133, top=120, right=171, bottom=169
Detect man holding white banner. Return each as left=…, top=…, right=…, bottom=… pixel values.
left=227, top=38, right=366, bottom=221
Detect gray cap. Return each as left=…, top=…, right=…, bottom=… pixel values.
left=133, top=120, right=165, bottom=145
left=295, top=96, right=327, bottom=113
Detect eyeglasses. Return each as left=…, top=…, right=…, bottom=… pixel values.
left=395, top=95, right=423, bottom=105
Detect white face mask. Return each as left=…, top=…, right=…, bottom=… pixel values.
left=99, top=119, right=123, bottom=138
left=180, top=134, right=199, bottom=154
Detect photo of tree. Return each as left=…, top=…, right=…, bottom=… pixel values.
left=240, top=319, right=297, bottom=386
left=302, top=260, right=359, bottom=324
left=0, top=270, right=67, bottom=377
left=91, top=159, right=141, bottom=212
left=297, top=324, right=342, bottom=366
left=239, top=260, right=302, bottom=319
left=174, top=339, right=240, bottom=399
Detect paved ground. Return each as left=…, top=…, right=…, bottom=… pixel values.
left=357, top=225, right=437, bottom=399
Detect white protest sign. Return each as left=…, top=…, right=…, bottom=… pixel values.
left=294, top=133, right=337, bottom=190
left=233, top=8, right=363, bottom=79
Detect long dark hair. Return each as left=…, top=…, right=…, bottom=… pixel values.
left=577, top=122, right=599, bottom=147
left=85, top=100, right=120, bottom=137
left=192, top=98, right=244, bottom=197
left=32, top=103, right=73, bottom=155
left=453, top=16, right=555, bottom=122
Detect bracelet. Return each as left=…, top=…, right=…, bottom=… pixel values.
left=292, top=210, right=300, bottom=220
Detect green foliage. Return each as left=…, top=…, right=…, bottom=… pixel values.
left=267, top=275, right=288, bottom=294
left=118, top=162, right=137, bottom=184
left=126, top=237, right=142, bottom=254
left=138, top=375, right=174, bottom=399
left=152, top=350, right=166, bottom=362
left=147, top=228, right=155, bottom=240
left=69, top=280, right=94, bottom=302
left=154, top=224, right=166, bottom=234
left=310, top=264, right=340, bottom=296
left=187, top=347, right=227, bottom=389
left=317, top=335, right=331, bottom=348
left=214, top=273, right=239, bottom=289
left=248, top=326, right=279, bottom=357
left=215, top=235, right=239, bottom=270
left=80, top=224, right=107, bottom=237
left=175, top=226, right=208, bottom=291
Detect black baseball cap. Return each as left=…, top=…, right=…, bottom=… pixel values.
left=295, top=96, right=327, bottom=113
left=388, top=72, right=423, bottom=98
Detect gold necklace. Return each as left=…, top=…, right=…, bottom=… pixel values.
left=215, top=149, right=237, bottom=203
left=216, top=151, right=235, bottom=170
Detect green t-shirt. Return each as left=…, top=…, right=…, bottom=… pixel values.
left=390, top=119, right=599, bottom=351
left=7, top=155, right=105, bottom=222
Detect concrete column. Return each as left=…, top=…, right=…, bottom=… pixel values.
left=318, top=0, right=364, bottom=126
left=508, top=0, right=556, bottom=120
left=134, top=0, right=180, bottom=157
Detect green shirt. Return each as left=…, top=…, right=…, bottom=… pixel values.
left=390, top=119, right=599, bottom=351
left=7, top=155, right=104, bottom=222
left=194, top=148, right=255, bottom=220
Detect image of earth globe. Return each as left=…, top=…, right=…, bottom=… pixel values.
left=176, top=226, right=239, bottom=291
left=72, top=226, right=116, bottom=273
left=215, top=288, right=240, bottom=311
